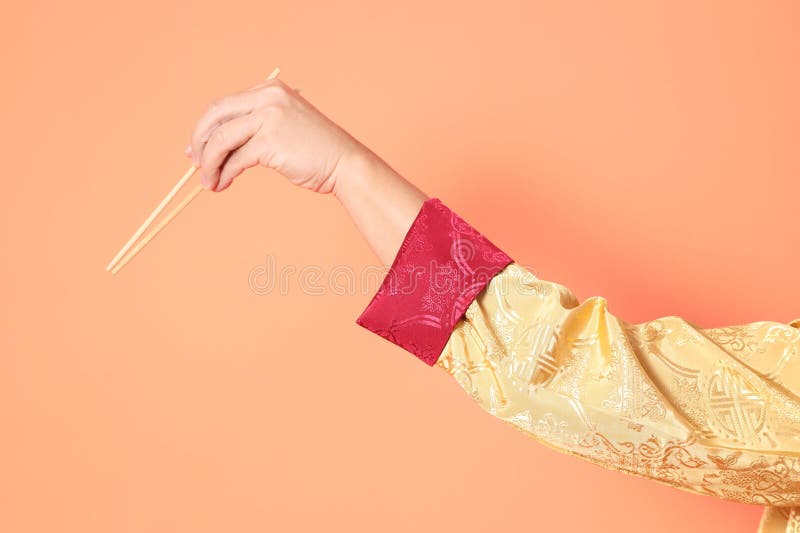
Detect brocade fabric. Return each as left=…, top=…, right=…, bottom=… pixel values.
left=356, top=198, right=512, bottom=365
left=437, top=263, right=800, bottom=532
left=357, top=198, right=800, bottom=532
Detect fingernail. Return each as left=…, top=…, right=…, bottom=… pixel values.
left=184, top=144, right=192, bottom=156
left=200, top=173, right=211, bottom=189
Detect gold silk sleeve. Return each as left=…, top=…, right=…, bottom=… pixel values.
left=435, top=263, right=800, bottom=532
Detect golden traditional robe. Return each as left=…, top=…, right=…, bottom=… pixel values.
left=357, top=198, right=800, bottom=532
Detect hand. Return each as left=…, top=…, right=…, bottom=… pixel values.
left=187, top=78, right=366, bottom=193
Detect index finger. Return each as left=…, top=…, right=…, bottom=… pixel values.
left=189, top=69, right=281, bottom=165
left=190, top=91, right=257, bottom=166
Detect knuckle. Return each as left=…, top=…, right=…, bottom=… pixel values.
left=262, top=81, right=289, bottom=101
left=210, top=127, right=227, bottom=146
left=259, top=103, right=285, bottom=124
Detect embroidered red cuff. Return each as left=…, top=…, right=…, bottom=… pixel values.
left=356, top=198, right=513, bottom=366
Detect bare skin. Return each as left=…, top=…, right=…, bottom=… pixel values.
left=187, top=78, right=429, bottom=265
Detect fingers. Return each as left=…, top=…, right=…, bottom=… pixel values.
left=199, top=113, right=262, bottom=191
left=190, top=91, right=257, bottom=166
left=216, top=139, right=264, bottom=192
left=189, top=80, right=290, bottom=166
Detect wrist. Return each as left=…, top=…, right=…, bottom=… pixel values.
left=330, top=145, right=428, bottom=265
left=331, top=148, right=384, bottom=201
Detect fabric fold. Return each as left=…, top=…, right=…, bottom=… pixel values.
left=354, top=197, right=799, bottom=531
left=436, top=262, right=800, bottom=531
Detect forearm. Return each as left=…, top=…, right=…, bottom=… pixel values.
left=332, top=149, right=428, bottom=265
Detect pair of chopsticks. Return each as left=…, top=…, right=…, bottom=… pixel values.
left=106, top=67, right=281, bottom=275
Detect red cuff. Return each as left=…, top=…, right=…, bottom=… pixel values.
left=356, top=198, right=513, bottom=366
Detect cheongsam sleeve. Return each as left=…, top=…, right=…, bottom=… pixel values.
left=356, top=198, right=800, bottom=532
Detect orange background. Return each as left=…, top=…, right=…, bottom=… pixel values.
left=2, top=1, right=799, bottom=532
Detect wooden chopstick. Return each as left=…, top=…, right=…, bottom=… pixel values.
left=110, top=184, right=204, bottom=274
left=106, top=164, right=198, bottom=271
left=107, top=67, right=281, bottom=275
